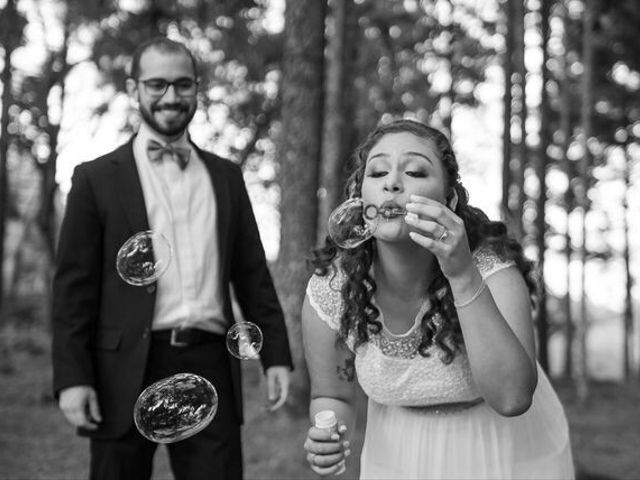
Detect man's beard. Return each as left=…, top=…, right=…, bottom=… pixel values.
left=140, top=102, right=196, bottom=137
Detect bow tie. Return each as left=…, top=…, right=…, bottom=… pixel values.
left=147, top=139, right=191, bottom=170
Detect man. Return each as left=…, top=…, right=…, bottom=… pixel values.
left=52, top=37, right=293, bottom=480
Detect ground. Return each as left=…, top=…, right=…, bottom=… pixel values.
left=0, top=330, right=638, bottom=480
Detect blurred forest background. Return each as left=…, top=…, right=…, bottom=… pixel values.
left=1, top=0, right=639, bottom=479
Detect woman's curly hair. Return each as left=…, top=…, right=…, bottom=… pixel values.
left=311, top=119, right=537, bottom=364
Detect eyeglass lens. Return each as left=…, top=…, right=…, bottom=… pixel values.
left=140, top=78, right=197, bottom=96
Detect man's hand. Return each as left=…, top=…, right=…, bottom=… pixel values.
left=58, top=385, right=102, bottom=430
left=265, top=366, right=290, bottom=411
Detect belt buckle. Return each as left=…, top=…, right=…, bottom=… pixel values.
left=170, top=327, right=190, bottom=347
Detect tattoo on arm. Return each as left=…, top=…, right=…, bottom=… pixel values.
left=336, top=357, right=355, bottom=382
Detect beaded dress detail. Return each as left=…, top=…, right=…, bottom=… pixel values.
left=306, top=247, right=514, bottom=407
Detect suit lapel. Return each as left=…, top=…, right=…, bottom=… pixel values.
left=113, top=139, right=150, bottom=233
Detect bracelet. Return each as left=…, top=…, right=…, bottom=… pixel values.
left=454, top=280, right=487, bottom=309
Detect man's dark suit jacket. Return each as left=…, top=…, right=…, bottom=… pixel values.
left=52, top=138, right=293, bottom=440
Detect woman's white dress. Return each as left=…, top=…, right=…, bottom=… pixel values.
left=306, top=248, right=574, bottom=480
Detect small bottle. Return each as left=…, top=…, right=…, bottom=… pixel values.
left=314, top=410, right=346, bottom=476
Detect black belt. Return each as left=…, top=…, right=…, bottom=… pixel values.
left=151, top=327, right=225, bottom=347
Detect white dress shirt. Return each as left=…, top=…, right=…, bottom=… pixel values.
left=133, top=122, right=227, bottom=334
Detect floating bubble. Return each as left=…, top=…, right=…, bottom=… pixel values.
left=327, top=198, right=379, bottom=249
left=116, top=231, right=172, bottom=286
left=133, top=373, right=218, bottom=444
left=328, top=199, right=406, bottom=249
left=226, top=321, right=263, bottom=360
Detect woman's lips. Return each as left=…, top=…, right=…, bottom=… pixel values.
left=367, top=201, right=407, bottom=219
left=380, top=207, right=406, bottom=219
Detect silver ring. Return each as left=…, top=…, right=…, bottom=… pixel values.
left=438, top=228, right=449, bottom=242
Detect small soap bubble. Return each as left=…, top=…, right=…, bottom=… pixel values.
left=327, top=198, right=379, bottom=249
left=133, top=373, right=218, bottom=444
left=226, top=321, right=263, bottom=360
left=117, top=231, right=172, bottom=286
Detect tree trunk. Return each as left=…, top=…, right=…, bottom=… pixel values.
left=511, top=0, right=526, bottom=241
left=575, top=0, right=594, bottom=403
left=502, top=1, right=527, bottom=240
left=622, top=136, right=634, bottom=379
left=0, top=49, right=11, bottom=317
left=501, top=0, right=526, bottom=239
left=559, top=0, right=574, bottom=380
left=501, top=0, right=513, bottom=224
left=274, top=0, right=326, bottom=412
left=317, top=0, right=357, bottom=243
left=535, top=0, right=551, bottom=372
left=442, top=0, right=455, bottom=137
left=0, top=0, right=23, bottom=317
left=0, top=0, right=24, bottom=371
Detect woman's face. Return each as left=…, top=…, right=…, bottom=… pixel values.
left=360, top=131, right=448, bottom=242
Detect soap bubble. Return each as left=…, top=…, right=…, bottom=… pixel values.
left=117, top=231, right=172, bottom=286
left=133, top=373, right=218, bottom=444
left=327, top=199, right=408, bottom=249
left=226, top=321, right=263, bottom=360
left=327, top=198, right=379, bottom=249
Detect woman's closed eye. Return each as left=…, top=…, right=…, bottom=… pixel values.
left=366, top=169, right=426, bottom=178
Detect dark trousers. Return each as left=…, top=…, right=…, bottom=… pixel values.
left=89, top=333, right=242, bottom=480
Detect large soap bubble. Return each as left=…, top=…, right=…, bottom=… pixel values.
left=226, top=321, right=263, bottom=360
left=133, top=373, right=218, bottom=444
left=116, top=231, right=172, bottom=286
left=327, top=198, right=378, bottom=249
left=327, top=198, right=407, bottom=249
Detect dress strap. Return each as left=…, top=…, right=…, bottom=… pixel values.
left=473, top=247, right=515, bottom=279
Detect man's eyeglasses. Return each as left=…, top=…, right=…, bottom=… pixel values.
left=137, top=78, right=199, bottom=97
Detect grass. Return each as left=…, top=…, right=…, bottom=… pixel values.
left=554, top=379, right=640, bottom=480
left=0, top=327, right=639, bottom=480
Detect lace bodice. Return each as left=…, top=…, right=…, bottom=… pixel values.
left=306, top=247, right=515, bottom=406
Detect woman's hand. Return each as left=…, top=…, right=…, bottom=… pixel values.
left=303, top=423, right=351, bottom=476
left=404, top=194, right=476, bottom=282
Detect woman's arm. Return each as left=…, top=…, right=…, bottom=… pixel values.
left=406, top=195, right=537, bottom=416
left=449, top=263, right=537, bottom=416
left=302, top=295, right=356, bottom=475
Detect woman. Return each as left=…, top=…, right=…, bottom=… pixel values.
left=302, top=119, right=574, bottom=479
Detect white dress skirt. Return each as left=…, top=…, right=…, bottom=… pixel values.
left=359, top=365, right=574, bottom=480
